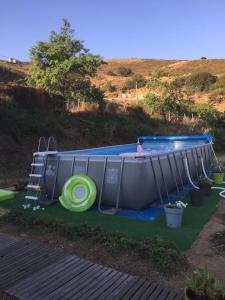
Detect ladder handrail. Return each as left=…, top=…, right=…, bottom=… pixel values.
left=38, top=137, right=47, bottom=152
left=47, top=136, right=57, bottom=152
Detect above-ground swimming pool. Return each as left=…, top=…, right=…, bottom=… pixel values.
left=34, top=135, right=213, bottom=210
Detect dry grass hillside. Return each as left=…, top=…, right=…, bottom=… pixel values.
left=1, top=57, right=225, bottom=112
left=93, top=58, right=225, bottom=112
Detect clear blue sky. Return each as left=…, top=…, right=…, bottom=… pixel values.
left=1, top=0, right=225, bottom=61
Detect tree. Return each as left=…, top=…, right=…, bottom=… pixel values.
left=143, top=74, right=193, bottom=119
left=27, top=19, right=104, bottom=107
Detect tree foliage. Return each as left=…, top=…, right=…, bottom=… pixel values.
left=28, top=19, right=104, bottom=106
left=186, top=72, right=217, bottom=92
left=144, top=74, right=193, bottom=119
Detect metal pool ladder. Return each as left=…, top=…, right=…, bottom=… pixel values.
left=25, top=136, right=57, bottom=207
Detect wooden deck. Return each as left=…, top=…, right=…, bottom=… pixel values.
left=0, top=233, right=184, bottom=299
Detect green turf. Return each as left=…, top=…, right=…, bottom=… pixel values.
left=0, top=189, right=222, bottom=252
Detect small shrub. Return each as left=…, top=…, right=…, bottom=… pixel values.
left=153, top=68, right=170, bottom=78
left=210, top=76, right=225, bottom=91
left=186, top=72, right=217, bottom=92
left=121, top=75, right=146, bottom=91
left=201, top=57, right=207, bottom=60
left=117, top=67, right=133, bottom=77
left=106, top=70, right=117, bottom=76
left=121, top=79, right=136, bottom=91
left=185, top=269, right=225, bottom=300
left=101, top=82, right=117, bottom=92
left=132, top=74, right=146, bottom=87
left=171, top=77, right=187, bottom=88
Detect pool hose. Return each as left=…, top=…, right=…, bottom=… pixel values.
left=183, top=156, right=225, bottom=199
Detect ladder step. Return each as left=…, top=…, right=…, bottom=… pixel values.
left=29, top=174, right=42, bottom=178
left=27, top=184, right=41, bottom=190
left=33, top=151, right=57, bottom=156
left=31, top=163, right=44, bottom=167
left=25, top=195, right=38, bottom=200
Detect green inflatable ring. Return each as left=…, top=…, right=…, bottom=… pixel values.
left=59, top=175, right=97, bottom=212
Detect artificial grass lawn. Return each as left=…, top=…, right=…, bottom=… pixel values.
left=0, top=189, right=222, bottom=252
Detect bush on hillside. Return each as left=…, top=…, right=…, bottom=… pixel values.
left=117, top=67, right=133, bottom=77
left=171, top=77, right=187, bottom=89
left=101, top=82, right=117, bottom=92
left=153, top=68, right=171, bottom=78
left=210, top=75, right=225, bottom=91
left=132, top=74, right=146, bottom=87
left=106, top=70, right=117, bottom=76
left=186, top=72, right=217, bottom=92
left=121, top=79, right=136, bottom=91
left=121, top=74, right=146, bottom=91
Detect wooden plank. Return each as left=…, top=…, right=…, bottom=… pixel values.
left=94, top=273, right=132, bottom=300
left=14, top=257, right=88, bottom=299
left=0, top=244, right=43, bottom=267
left=120, top=277, right=146, bottom=299
left=174, top=292, right=185, bottom=300
left=80, top=269, right=120, bottom=300
left=7, top=256, right=75, bottom=297
left=0, top=254, right=63, bottom=290
left=0, top=234, right=19, bottom=250
left=166, top=290, right=181, bottom=300
left=130, top=280, right=153, bottom=300
left=25, top=258, right=93, bottom=299
left=114, top=276, right=140, bottom=299
left=157, top=287, right=174, bottom=300
left=46, top=264, right=109, bottom=300
left=146, top=285, right=164, bottom=299
left=0, top=244, right=52, bottom=274
left=0, top=240, right=30, bottom=256
left=75, top=269, right=121, bottom=300
left=107, top=276, right=135, bottom=299
left=138, top=282, right=158, bottom=300
left=24, top=256, right=87, bottom=296
left=0, top=246, right=63, bottom=290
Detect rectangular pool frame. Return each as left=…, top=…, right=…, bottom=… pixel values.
left=34, top=141, right=213, bottom=210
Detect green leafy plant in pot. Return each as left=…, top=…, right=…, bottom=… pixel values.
left=198, top=176, right=212, bottom=197
left=164, top=200, right=188, bottom=228
left=185, top=269, right=225, bottom=300
left=212, top=167, right=224, bottom=185
left=189, top=188, right=203, bottom=207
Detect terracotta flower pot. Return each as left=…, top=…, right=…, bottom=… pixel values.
left=189, top=189, right=203, bottom=206
left=199, top=183, right=211, bottom=197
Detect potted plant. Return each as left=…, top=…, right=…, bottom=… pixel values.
left=164, top=200, right=188, bottom=228
left=189, top=188, right=203, bottom=207
left=198, top=176, right=212, bottom=197
left=212, top=167, right=224, bottom=185
left=185, top=269, right=225, bottom=300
